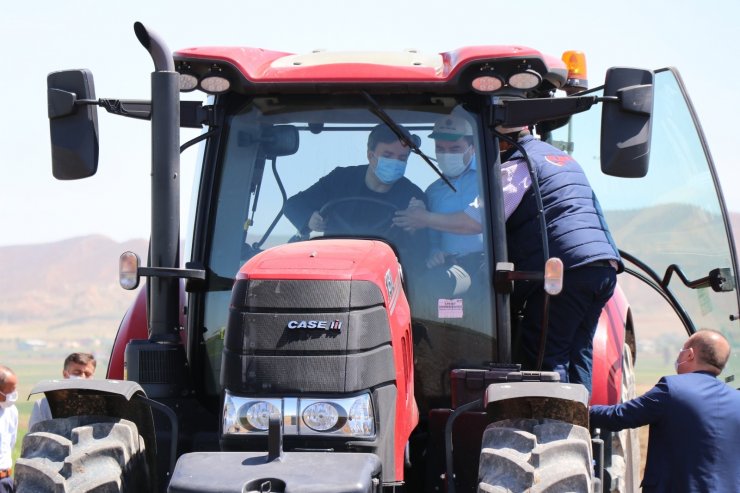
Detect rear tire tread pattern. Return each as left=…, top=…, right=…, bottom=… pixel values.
left=478, top=418, right=592, bottom=493
left=15, top=416, right=148, bottom=493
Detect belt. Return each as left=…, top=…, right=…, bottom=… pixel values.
left=0, top=468, right=11, bottom=479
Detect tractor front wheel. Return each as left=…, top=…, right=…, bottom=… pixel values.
left=478, top=418, right=593, bottom=493
left=15, top=415, right=149, bottom=492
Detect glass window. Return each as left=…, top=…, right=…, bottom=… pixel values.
left=199, top=98, right=496, bottom=403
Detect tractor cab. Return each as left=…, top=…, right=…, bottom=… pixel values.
left=198, top=96, right=498, bottom=411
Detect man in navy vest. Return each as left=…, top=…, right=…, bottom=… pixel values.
left=500, top=126, right=622, bottom=394
left=590, top=329, right=740, bottom=492
left=394, top=125, right=621, bottom=392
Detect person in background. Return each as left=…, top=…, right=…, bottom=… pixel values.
left=0, top=366, right=18, bottom=493
left=28, top=353, right=96, bottom=429
left=590, top=330, right=740, bottom=492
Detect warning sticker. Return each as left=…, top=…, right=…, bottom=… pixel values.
left=438, top=298, right=464, bottom=319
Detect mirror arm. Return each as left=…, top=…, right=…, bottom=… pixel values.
left=661, top=264, right=736, bottom=292
left=98, top=99, right=152, bottom=120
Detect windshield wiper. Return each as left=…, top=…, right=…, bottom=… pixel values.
left=361, top=91, right=456, bottom=192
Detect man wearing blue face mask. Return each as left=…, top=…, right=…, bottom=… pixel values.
left=393, top=115, right=483, bottom=297
left=284, top=124, right=426, bottom=259
left=0, top=365, right=18, bottom=493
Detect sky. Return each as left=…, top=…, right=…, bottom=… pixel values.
left=2, top=0, right=738, bottom=247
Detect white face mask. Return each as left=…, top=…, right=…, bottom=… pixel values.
left=0, top=390, right=17, bottom=408
left=436, top=150, right=470, bottom=178
left=67, top=375, right=83, bottom=380
left=674, top=348, right=690, bottom=373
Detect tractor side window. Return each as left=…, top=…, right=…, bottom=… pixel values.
left=549, top=69, right=740, bottom=388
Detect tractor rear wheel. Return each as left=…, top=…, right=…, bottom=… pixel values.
left=15, top=415, right=149, bottom=493
left=478, top=418, right=593, bottom=493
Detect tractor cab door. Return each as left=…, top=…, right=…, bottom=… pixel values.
left=548, top=67, right=740, bottom=386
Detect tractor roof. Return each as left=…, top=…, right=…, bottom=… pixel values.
left=173, top=45, right=568, bottom=94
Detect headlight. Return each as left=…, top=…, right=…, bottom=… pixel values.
left=242, top=401, right=281, bottom=431
left=223, top=391, right=375, bottom=438
left=302, top=402, right=341, bottom=432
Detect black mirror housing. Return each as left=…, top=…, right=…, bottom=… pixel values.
left=262, top=125, right=300, bottom=158
left=47, top=69, right=100, bottom=180
left=600, top=67, right=654, bottom=178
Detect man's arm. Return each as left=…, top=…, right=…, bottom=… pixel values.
left=590, top=378, right=670, bottom=431
left=283, top=171, right=336, bottom=231
left=393, top=199, right=482, bottom=234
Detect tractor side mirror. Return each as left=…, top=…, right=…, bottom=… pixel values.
left=600, top=67, right=654, bottom=178
left=47, top=69, right=99, bottom=180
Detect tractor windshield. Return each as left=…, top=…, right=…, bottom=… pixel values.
left=198, top=95, right=496, bottom=405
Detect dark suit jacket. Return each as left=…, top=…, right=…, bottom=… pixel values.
left=590, top=371, right=740, bottom=493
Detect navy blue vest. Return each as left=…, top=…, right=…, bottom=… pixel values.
left=506, top=136, right=622, bottom=272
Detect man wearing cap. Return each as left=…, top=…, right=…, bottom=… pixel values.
left=0, top=366, right=18, bottom=492
left=498, top=126, right=621, bottom=394
left=393, top=115, right=483, bottom=297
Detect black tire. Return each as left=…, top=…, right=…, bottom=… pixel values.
left=15, top=416, right=149, bottom=493
left=478, top=418, right=593, bottom=493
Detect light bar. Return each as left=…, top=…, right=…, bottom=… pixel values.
left=471, top=75, right=504, bottom=93
left=508, top=70, right=542, bottom=90
left=200, top=75, right=231, bottom=94
left=179, top=73, right=199, bottom=92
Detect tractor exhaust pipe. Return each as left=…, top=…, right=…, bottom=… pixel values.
left=134, top=21, right=181, bottom=344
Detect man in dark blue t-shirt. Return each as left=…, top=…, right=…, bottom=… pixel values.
left=284, top=124, right=426, bottom=268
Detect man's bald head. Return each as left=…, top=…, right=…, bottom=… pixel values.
left=685, top=329, right=731, bottom=375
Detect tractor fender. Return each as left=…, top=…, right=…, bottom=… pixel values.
left=591, top=283, right=631, bottom=406
left=483, top=381, right=589, bottom=428
left=27, top=378, right=157, bottom=481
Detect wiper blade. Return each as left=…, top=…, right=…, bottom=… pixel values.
left=361, top=91, right=456, bottom=192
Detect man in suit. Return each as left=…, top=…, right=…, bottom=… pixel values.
left=590, top=329, right=740, bottom=492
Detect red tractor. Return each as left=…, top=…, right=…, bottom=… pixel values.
left=18, top=22, right=739, bottom=493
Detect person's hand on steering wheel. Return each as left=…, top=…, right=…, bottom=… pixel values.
left=308, top=211, right=327, bottom=232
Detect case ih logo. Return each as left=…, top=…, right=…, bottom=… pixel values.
left=286, top=320, right=342, bottom=331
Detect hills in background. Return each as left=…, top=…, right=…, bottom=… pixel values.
left=1, top=209, right=739, bottom=361
left=0, top=236, right=148, bottom=361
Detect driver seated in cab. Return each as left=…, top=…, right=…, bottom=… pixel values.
left=284, top=124, right=427, bottom=265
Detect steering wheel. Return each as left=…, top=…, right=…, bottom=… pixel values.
left=318, top=196, right=400, bottom=235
